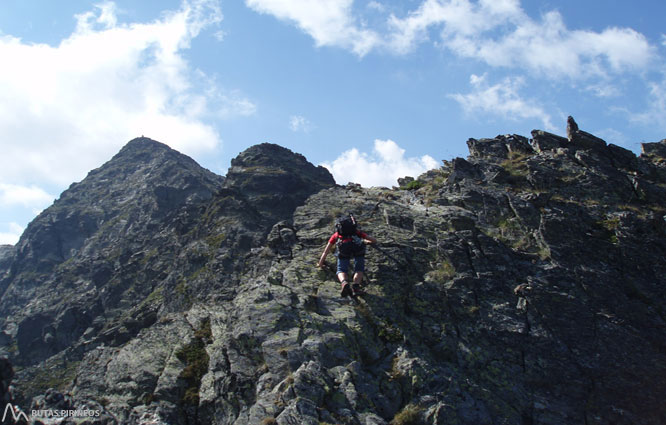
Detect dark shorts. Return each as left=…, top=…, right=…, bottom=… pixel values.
left=337, top=256, right=365, bottom=274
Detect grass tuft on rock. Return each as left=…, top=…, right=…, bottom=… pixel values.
left=176, top=318, right=212, bottom=406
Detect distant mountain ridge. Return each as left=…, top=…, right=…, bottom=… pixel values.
left=0, top=130, right=665, bottom=424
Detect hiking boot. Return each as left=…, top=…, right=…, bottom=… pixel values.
left=340, top=281, right=352, bottom=297
left=351, top=283, right=365, bottom=296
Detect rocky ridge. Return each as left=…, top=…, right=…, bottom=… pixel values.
left=0, top=130, right=665, bottom=425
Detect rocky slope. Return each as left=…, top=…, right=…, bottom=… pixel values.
left=0, top=130, right=665, bottom=425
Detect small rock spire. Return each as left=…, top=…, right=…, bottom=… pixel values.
left=566, top=115, right=579, bottom=141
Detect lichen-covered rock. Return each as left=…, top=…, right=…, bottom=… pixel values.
left=530, top=130, right=567, bottom=152
left=1, top=131, right=666, bottom=425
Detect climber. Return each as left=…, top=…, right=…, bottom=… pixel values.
left=317, top=213, right=377, bottom=297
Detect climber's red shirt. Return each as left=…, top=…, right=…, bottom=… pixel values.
left=328, top=230, right=368, bottom=245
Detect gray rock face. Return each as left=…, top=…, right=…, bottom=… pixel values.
left=0, top=246, right=14, bottom=296
left=0, top=245, right=14, bottom=266
left=1, top=132, right=666, bottom=425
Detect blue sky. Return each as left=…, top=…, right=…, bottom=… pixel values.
left=1, top=0, right=665, bottom=244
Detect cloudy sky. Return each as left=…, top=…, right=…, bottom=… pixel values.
left=1, top=0, right=665, bottom=244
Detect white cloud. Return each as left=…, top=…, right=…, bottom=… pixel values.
left=387, top=0, right=523, bottom=54
left=585, top=82, right=621, bottom=98
left=390, top=2, right=654, bottom=79
left=213, top=29, right=227, bottom=41
left=247, top=0, right=655, bottom=80
left=74, top=1, right=119, bottom=32
left=204, top=84, right=257, bottom=118
left=628, top=77, right=666, bottom=130
left=0, top=183, right=54, bottom=208
left=321, top=139, right=439, bottom=187
left=449, top=73, right=555, bottom=131
left=367, top=1, right=385, bottom=12
left=0, top=0, right=251, bottom=188
left=244, top=0, right=381, bottom=56
left=289, top=115, right=313, bottom=132
left=0, top=222, right=24, bottom=245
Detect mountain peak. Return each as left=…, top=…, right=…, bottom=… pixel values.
left=224, top=142, right=335, bottom=222
left=123, top=136, right=168, bottom=150
left=229, top=142, right=314, bottom=169
left=11, top=137, right=224, bottom=274
left=106, top=137, right=195, bottom=170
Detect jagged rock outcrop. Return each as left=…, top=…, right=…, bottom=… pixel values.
left=0, top=131, right=665, bottom=425
left=224, top=143, right=335, bottom=224
left=641, top=138, right=666, bottom=158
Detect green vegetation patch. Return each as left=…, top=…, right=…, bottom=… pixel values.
left=427, top=258, right=456, bottom=282
left=194, top=317, right=213, bottom=341
left=500, top=152, right=530, bottom=178
left=176, top=318, right=212, bottom=406
left=480, top=215, right=551, bottom=259
left=391, top=403, right=423, bottom=425
left=378, top=322, right=404, bottom=344
left=205, top=233, right=227, bottom=248
left=401, top=180, right=425, bottom=191
left=25, top=361, right=80, bottom=396
left=175, top=279, right=189, bottom=298
left=596, top=216, right=621, bottom=244
left=140, top=248, right=159, bottom=265
left=141, top=287, right=164, bottom=307
left=598, top=216, right=620, bottom=232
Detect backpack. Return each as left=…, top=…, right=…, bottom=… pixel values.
left=335, top=214, right=366, bottom=258
left=336, top=214, right=357, bottom=236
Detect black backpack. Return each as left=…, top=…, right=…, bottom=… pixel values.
left=336, top=214, right=357, bottom=236
left=335, top=214, right=365, bottom=258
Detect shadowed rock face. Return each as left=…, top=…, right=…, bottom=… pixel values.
left=1, top=133, right=665, bottom=425
left=223, top=142, right=335, bottom=223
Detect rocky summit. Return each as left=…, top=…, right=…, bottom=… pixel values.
left=0, top=130, right=665, bottom=425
